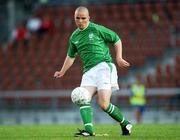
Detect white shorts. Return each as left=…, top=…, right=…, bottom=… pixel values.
left=80, top=62, right=119, bottom=91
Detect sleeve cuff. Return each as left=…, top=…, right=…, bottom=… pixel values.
left=114, top=39, right=121, bottom=46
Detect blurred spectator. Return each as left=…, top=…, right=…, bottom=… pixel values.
left=38, top=14, right=54, bottom=35
left=26, top=15, right=42, bottom=33
left=129, top=74, right=146, bottom=123
left=152, top=13, right=160, bottom=24
left=10, top=22, right=29, bottom=48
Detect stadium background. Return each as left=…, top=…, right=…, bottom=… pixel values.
left=0, top=0, right=179, bottom=125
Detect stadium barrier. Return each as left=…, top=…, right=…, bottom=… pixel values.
left=0, top=88, right=179, bottom=124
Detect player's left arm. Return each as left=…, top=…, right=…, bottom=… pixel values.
left=97, top=24, right=130, bottom=68
left=114, top=40, right=130, bottom=68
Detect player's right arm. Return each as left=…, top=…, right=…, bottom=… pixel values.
left=54, top=33, right=77, bottom=78
left=54, top=55, right=75, bottom=78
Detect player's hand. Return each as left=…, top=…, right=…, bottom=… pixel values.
left=116, top=58, right=130, bottom=68
left=54, top=71, right=64, bottom=78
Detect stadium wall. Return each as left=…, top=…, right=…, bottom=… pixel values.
left=0, top=88, right=179, bottom=125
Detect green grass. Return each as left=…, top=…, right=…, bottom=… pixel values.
left=0, top=124, right=179, bottom=140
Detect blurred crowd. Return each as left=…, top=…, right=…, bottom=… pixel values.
left=10, top=14, right=55, bottom=48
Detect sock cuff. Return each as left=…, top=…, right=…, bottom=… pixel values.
left=105, top=103, right=112, bottom=112
left=80, top=105, right=91, bottom=110
left=105, top=103, right=115, bottom=114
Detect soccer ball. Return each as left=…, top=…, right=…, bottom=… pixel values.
left=71, top=87, right=91, bottom=106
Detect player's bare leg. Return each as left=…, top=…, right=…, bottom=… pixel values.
left=97, top=89, right=132, bottom=135
left=97, top=89, right=111, bottom=110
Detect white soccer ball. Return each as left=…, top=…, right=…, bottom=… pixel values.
left=71, top=87, right=91, bottom=106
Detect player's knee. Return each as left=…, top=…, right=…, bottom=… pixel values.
left=98, top=101, right=109, bottom=110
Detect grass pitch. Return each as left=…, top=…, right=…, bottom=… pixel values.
left=0, top=124, right=179, bottom=140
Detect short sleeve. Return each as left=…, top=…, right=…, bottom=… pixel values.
left=98, top=25, right=120, bottom=45
left=67, top=39, right=77, bottom=58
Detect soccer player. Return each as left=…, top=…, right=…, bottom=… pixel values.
left=54, top=6, right=132, bottom=137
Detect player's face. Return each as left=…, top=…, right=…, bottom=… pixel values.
left=74, top=11, right=89, bottom=30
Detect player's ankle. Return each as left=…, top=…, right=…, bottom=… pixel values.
left=120, top=119, right=129, bottom=127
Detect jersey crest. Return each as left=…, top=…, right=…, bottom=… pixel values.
left=88, top=33, right=94, bottom=41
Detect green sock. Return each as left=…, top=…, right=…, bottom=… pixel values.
left=80, top=104, right=93, bottom=134
left=104, top=103, right=129, bottom=127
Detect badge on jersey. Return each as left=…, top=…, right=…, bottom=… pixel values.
left=88, top=33, right=94, bottom=41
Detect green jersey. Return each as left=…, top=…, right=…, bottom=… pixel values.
left=67, top=22, right=120, bottom=73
